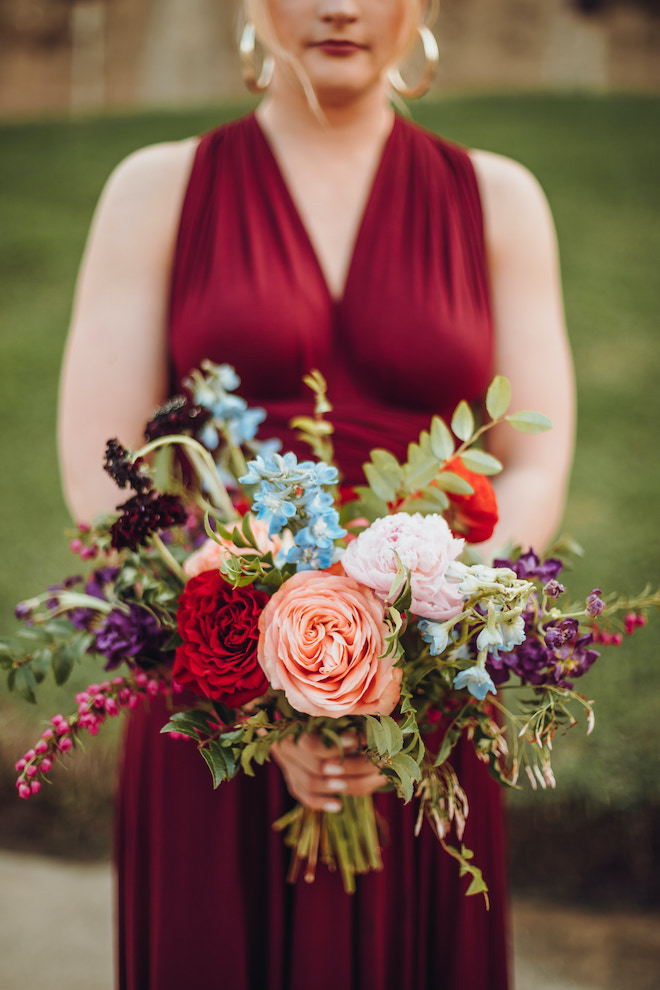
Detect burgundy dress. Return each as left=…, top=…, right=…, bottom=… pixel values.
left=115, top=113, right=510, bottom=990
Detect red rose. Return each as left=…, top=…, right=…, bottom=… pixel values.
left=438, top=458, right=499, bottom=545
left=174, top=570, right=269, bottom=708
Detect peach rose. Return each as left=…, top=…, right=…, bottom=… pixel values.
left=183, top=515, right=291, bottom=579
left=257, top=570, right=401, bottom=718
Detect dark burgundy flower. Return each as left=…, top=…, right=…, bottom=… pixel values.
left=110, top=491, right=186, bottom=551
left=174, top=570, right=269, bottom=708
left=94, top=605, right=173, bottom=671
left=144, top=396, right=210, bottom=441
left=104, top=439, right=151, bottom=494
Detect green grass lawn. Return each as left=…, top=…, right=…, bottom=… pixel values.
left=0, top=94, right=658, bottom=876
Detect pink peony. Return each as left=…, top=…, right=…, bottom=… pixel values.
left=184, top=515, right=291, bottom=579
left=341, top=512, right=465, bottom=621
left=258, top=570, right=401, bottom=718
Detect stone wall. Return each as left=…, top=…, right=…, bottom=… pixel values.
left=0, top=0, right=657, bottom=117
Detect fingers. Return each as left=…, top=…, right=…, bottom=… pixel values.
left=272, top=734, right=385, bottom=812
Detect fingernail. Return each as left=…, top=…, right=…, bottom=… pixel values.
left=324, top=801, right=342, bottom=813
left=327, top=778, right=346, bottom=792
left=324, top=763, right=344, bottom=775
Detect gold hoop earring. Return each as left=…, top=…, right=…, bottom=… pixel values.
left=388, top=26, right=439, bottom=100
left=239, top=22, right=274, bottom=94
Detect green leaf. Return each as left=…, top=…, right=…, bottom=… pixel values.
left=404, top=456, right=442, bottom=491
left=429, top=416, right=455, bottom=462
left=17, top=627, right=51, bottom=648
left=52, top=645, right=75, bottom=686
left=505, top=410, right=553, bottom=433
left=160, top=709, right=215, bottom=741
left=399, top=496, right=449, bottom=515
left=380, top=715, right=404, bottom=756
left=200, top=741, right=238, bottom=787
left=241, top=741, right=258, bottom=776
left=391, top=752, right=422, bottom=780
left=44, top=618, right=76, bottom=638
left=31, top=649, right=52, bottom=683
left=485, top=376, right=512, bottom=420
left=352, top=486, right=390, bottom=522
left=15, top=665, right=37, bottom=704
left=370, top=449, right=403, bottom=489
left=459, top=449, right=503, bottom=476
left=364, top=714, right=388, bottom=756
left=433, top=471, right=474, bottom=495
left=0, top=636, right=21, bottom=659
left=241, top=513, right=260, bottom=550
left=363, top=463, right=396, bottom=503
left=451, top=401, right=474, bottom=442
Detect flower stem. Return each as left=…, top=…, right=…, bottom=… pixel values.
left=151, top=533, right=186, bottom=582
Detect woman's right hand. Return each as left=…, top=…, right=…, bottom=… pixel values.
left=271, top=733, right=385, bottom=812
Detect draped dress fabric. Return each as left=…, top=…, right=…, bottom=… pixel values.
left=115, top=113, right=511, bottom=990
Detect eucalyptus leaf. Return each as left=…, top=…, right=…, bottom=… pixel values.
left=485, top=376, right=512, bottom=420
left=430, top=416, right=455, bottom=462
left=352, top=486, right=390, bottom=522
left=400, top=496, right=448, bottom=515
left=364, top=463, right=396, bottom=503
left=506, top=410, right=553, bottom=433
left=370, top=449, right=403, bottom=488
left=451, top=401, right=474, bottom=442
left=432, top=471, right=474, bottom=496
left=404, top=457, right=442, bottom=491
left=459, top=449, right=503, bottom=476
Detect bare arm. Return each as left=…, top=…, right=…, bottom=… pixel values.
left=58, top=139, right=198, bottom=523
left=470, top=150, right=576, bottom=558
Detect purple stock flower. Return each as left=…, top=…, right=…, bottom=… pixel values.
left=485, top=606, right=599, bottom=690
left=586, top=588, right=606, bottom=617
left=94, top=605, right=172, bottom=671
left=69, top=568, right=120, bottom=631
left=544, top=579, right=565, bottom=599
left=493, top=549, right=563, bottom=584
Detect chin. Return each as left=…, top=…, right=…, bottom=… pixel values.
left=309, top=72, right=382, bottom=108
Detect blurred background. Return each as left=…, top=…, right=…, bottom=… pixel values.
left=0, top=1, right=659, bottom=988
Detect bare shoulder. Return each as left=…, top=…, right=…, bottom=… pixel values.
left=91, top=137, right=200, bottom=255
left=468, top=149, right=557, bottom=259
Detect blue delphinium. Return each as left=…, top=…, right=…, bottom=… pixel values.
left=189, top=362, right=267, bottom=451
left=241, top=451, right=345, bottom=568
left=453, top=665, right=497, bottom=701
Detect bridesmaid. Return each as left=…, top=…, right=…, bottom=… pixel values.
left=58, top=2, right=575, bottom=988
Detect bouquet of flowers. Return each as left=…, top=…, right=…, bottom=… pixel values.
left=4, top=362, right=657, bottom=897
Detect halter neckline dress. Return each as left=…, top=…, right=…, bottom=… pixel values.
left=115, top=111, right=510, bottom=990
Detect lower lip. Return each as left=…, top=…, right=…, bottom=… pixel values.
left=313, top=42, right=365, bottom=57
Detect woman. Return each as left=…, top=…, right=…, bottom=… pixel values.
left=59, top=2, right=575, bottom=987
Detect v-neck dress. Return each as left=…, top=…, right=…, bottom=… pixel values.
left=115, top=112, right=510, bottom=990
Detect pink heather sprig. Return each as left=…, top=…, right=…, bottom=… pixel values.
left=591, top=610, right=647, bottom=646
left=68, top=521, right=102, bottom=562
left=15, top=671, right=182, bottom=799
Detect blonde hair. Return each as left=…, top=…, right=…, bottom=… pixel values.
left=241, top=0, right=435, bottom=110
